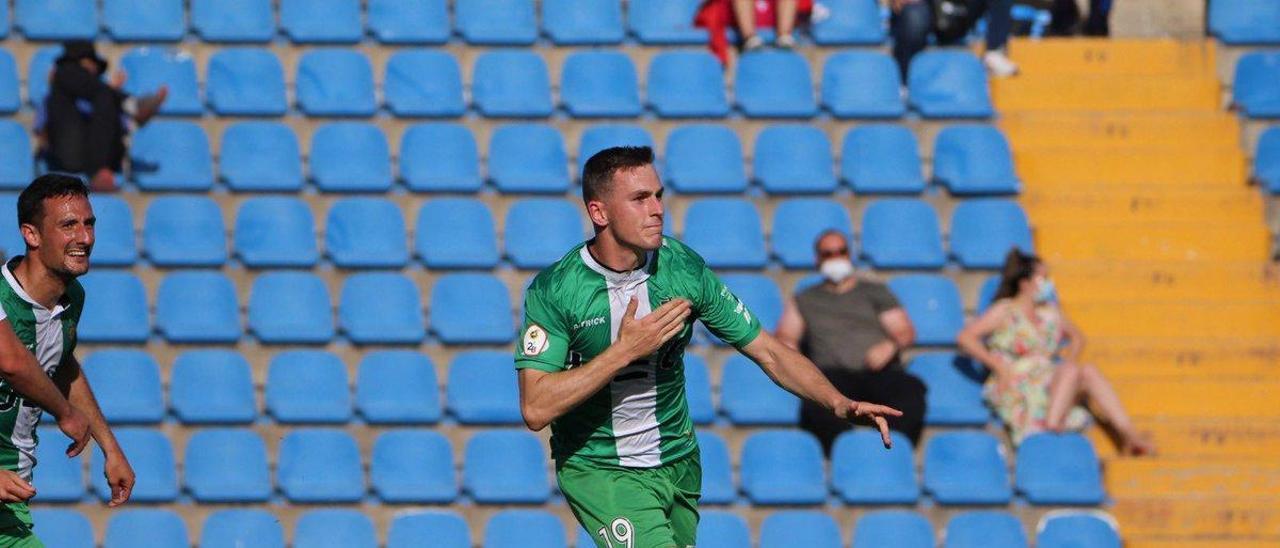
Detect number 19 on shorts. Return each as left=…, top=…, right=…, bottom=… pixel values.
left=596, top=517, right=633, bottom=548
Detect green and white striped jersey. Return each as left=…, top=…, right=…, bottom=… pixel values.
left=515, top=237, right=760, bottom=468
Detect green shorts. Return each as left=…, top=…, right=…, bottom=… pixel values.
left=557, top=453, right=701, bottom=548
left=0, top=523, right=41, bottom=548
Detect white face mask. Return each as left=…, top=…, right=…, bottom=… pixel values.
left=819, top=258, right=855, bottom=284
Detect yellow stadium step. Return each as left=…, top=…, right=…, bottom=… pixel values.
left=1112, top=380, right=1280, bottom=419
left=1036, top=224, right=1272, bottom=262
left=992, top=75, right=1221, bottom=112
left=1083, top=336, right=1280, bottom=370
left=1107, top=460, right=1280, bottom=498
left=1050, top=261, right=1280, bottom=302
left=1089, top=420, right=1280, bottom=459
left=1022, top=187, right=1264, bottom=224
left=1000, top=112, right=1239, bottom=150
left=1129, top=540, right=1275, bottom=548
left=1004, top=38, right=1215, bottom=77
left=1113, top=497, right=1280, bottom=540
left=1016, top=149, right=1247, bottom=187
left=1066, top=302, right=1280, bottom=338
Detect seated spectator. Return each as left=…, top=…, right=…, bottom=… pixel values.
left=697, top=0, right=812, bottom=63
left=890, top=0, right=1019, bottom=78
left=1048, top=0, right=1112, bottom=36
left=777, top=230, right=926, bottom=453
left=956, top=250, right=1154, bottom=455
left=43, top=41, right=166, bottom=191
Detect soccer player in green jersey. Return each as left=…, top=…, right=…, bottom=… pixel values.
left=516, top=147, right=901, bottom=548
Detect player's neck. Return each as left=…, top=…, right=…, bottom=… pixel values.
left=12, top=256, right=67, bottom=310
left=587, top=233, right=647, bottom=273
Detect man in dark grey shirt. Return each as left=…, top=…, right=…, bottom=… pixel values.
left=777, top=230, right=927, bottom=453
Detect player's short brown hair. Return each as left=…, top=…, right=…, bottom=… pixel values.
left=581, top=146, right=654, bottom=202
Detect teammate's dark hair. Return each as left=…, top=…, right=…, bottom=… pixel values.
left=994, top=249, right=1041, bottom=301
left=18, top=173, right=89, bottom=227
left=581, top=146, right=654, bottom=202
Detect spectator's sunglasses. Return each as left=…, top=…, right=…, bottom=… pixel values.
left=817, top=246, right=849, bottom=260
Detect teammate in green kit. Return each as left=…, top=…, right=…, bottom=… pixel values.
left=0, top=174, right=135, bottom=546
left=515, top=147, right=901, bottom=548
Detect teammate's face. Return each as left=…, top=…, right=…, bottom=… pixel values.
left=595, top=165, right=665, bottom=251
left=22, top=195, right=95, bottom=278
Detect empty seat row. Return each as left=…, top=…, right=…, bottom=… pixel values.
left=1234, top=50, right=1280, bottom=118
left=1209, top=0, right=1280, bottom=45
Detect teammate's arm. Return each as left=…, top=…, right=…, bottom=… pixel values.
left=519, top=297, right=691, bottom=431
left=0, top=319, right=89, bottom=455
left=53, top=355, right=134, bottom=506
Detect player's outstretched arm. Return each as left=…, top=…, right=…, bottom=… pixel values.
left=54, top=356, right=134, bottom=506
left=742, top=331, right=902, bottom=448
left=0, top=319, right=90, bottom=456
left=519, top=297, right=691, bottom=431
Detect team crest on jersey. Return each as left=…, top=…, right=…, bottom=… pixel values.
left=522, top=325, right=549, bottom=356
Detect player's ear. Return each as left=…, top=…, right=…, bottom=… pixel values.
left=18, top=223, right=39, bottom=250
left=586, top=199, right=608, bottom=227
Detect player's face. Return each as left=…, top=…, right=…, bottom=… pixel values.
left=602, top=165, right=665, bottom=251
left=24, top=195, right=95, bottom=278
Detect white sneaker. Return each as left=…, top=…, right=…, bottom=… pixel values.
left=743, top=34, right=765, bottom=52
left=983, top=50, right=1019, bottom=78
left=776, top=33, right=796, bottom=49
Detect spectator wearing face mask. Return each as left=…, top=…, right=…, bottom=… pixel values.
left=957, top=250, right=1154, bottom=455
left=777, top=230, right=926, bottom=453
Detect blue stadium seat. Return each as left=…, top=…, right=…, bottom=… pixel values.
left=1037, top=512, right=1120, bottom=548
left=389, top=512, right=470, bottom=548
left=281, top=0, right=360, bottom=43
left=184, top=429, right=271, bottom=503
left=1258, top=126, right=1280, bottom=193
left=206, top=48, right=287, bottom=116
left=92, top=428, right=177, bottom=503
left=15, top=0, right=95, bottom=40
left=82, top=350, right=164, bottom=424
left=278, top=429, right=364, bottom=503
left=31, top=509, right=93, bottom=548
left=170, top=350, right=256, bottom=424
left=1235, top=51, right=1280, bottom=117
left=385, top=51, right=465, bottom=117
left=735, top=52, right=817, bottom=117
left=578, top=124, right=655, bottom=176
left=853, top=511, right=935, bottom=548
left=248, top=271, right=334, bottom=344
left=156, top=272, right=240, bottom=344
left=977, top=274, right=1001, bottom=313
left=720, top=355, right=799, bottom=424
left=120, top=48, right=200, bottom=116
left=447, top=351, right=523, bottom=424
left=489, top=124, right=571, bottom=193
left=842, top=124, right=925, bottom=194
left=742, top=430, right=826, bottom=504
left=812, top=0, right=886, bottom=44
left=357, top=351, right=441, bottom=424
left=1209, top=0, right=1280, bottom=44
left=26, top=46, right=59, bottom=108
left=86, top=196, right=135, bottom=267
left=561, top=51, right=642, bottom=117
left=505, top=199, right=584, bottom=269
left=310, top=122, right=393, bottom=192
left=822, top=51, right=904, bottom=118
left=720, top=274, right=782, bottom=332
left=77, top=271, right=149, bottom=343
left=297, top=50, right=376, bottom=116
left=370, top=0, right=449, bottom=44
left=464, top=430, right=550, bottom=504
left=457, top=0, right=537, bottom=44
left=575, top=528, right=596, bottom=548
left=544, top=0, right=624, bottom=44
left=629, top=0, right=707, bottom=44
left=234, top=197, right=317, bottom=267
left=772, top=198, right=853, bottom=268
left=340, top=273, right=424, bottom=344
left=946, top=511, right=1028, bottom=548
left=951, top=200, right=1033, bottom=269
left=143, top=196, right=225, bottom=267
left=0, top=121, right=31, bottom=189
left=832, top=430, right=919, bottom=504
left=0, top=4, right=6, bottom=39
left=760, top=511, right=841, bottom=548
left=200, top=510, right=285, bottom=548
left=754, top=125, right=837, bottom=194
left=220, top=122, right=303, bottom=192
left=908, top=51, right=994, bottom=118
left=888, top=275, right=964, bottom=346
left=191, top=0, right=274, bottom=42
left=295, top=510, right=376, bottom=548
left=32, top=427, right=83, bottom=502
left=0, top=194, right=22, bottom=261
left=430, top=275, right=515, bottom=344
left=647, top=51, right=730, bottom=118
left=484, top=510, right=564, bottom=548
left=401, top=124, right=480, bottom=192
left=325, top=197, right=409, bottom=268
left=665, top=125, right=746, bottom=193
left=266, top=350, right=352, bottom=424
left=907, top=353, right=988, bottom=425
left=934, top=125, right=1020, bottom=195
left=924, top=431, right=1012, bottom=505
left=472, top=51, right=553, bottom=117
left=697, top=512, right=751, bottom=548
left=104, top=0, right=183, bottom=41
left=683, top=199, right=767, bottom=268
left=416, top=198, right=499, bottom=269
left=130, top=121, right=214, bottom=191
left=697, top=430, right=734, bottom=504
left=861, top=199, right=946, bottom=269
left=372, top=430, right=456, bottom=503
left=0, top=51, right=19, bottom=114
left=104, top=510, right=187, bottom=548
left=1016, top=433, right=1104, bottom=505
left=684, top=355, right=715, bottom=425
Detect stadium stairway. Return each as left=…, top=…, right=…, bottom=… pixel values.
left=994, top=38, right=1280, bottom=546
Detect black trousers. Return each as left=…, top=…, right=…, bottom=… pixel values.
left=800, top=367, right=927, bottom=455
left=44, top=69, right=126, bottom=175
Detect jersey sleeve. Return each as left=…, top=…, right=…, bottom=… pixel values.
left=514, top=282, right=572, bottom=373
left=866, top=281, right=902, bottom=314
left=693, top=264, right=762, bottom=350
